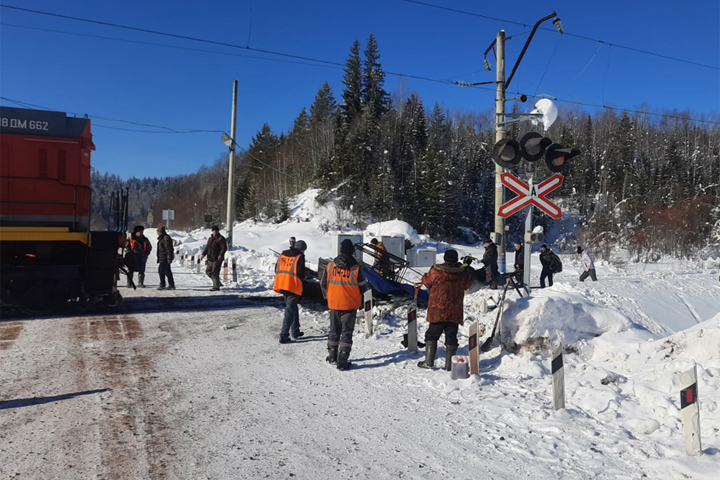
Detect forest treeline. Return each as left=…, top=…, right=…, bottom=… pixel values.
left=92, top=34, right=720, bottom=260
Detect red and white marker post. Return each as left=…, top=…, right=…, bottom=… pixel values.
left=680, top=364, right=702, bottom=456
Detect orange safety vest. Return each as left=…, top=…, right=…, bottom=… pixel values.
left=129, top=238, right=149, bottom=253
left=273, top=253, right=303, bottom=295
left=325, top=262, right=362, bottom=310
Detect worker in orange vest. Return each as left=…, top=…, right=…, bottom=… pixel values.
left=320, top=239, right=368, bottom=370
left=273, top=239, right=307, bottom=344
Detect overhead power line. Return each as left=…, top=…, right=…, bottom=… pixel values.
left=1, top=6, right=717, bottom=127
left=0, top=5, right=469, bottom=89
left=398, top=0, right=719, bottom=71
left=0, top=96, right=225, bottom=133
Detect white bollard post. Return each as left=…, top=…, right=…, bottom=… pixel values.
left=680, top=364, right=702, bottom=456
left=468, top=321, right=479, bottom=375
left=552, top=343, right=565, bottom=410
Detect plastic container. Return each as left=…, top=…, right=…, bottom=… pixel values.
left=450, top=355, right=470, bottom=380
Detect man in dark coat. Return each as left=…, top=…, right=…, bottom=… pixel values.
left=202, top=225, right=228, bottom=291
left=156, top=225, right=175, bottom=290
left=513, top=241, right=524, bottom=276
left=125, top=225, right=152, bottom=288
left=539, top=244, right=560, bottom=288
left=320, top=239, right=368, bottom=371
left=481, top=239, right=499, bottom=289
left=418, top=249, right=474, bottom=370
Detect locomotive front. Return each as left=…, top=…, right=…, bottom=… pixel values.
left=0, top=106, right=125, bottom=308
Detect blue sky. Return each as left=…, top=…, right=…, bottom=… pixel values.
left=2, top=0, right=718, bottom=180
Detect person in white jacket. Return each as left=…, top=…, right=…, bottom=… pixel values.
left=577, top=246, right=597, bottom=282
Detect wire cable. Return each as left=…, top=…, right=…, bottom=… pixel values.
left=397, top=0, right=719, bottom=71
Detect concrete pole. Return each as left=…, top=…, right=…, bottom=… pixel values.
left=225, top=80, right=238, bottom=250
left=523, top=203, right=532, bottom=291
left=494, top=31, right=507, bottom=274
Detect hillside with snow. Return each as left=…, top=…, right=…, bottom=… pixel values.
left=2, top=188, right=719, bottom=479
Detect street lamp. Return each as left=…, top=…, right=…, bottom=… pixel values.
left=484, top=13, right=563, bottom=274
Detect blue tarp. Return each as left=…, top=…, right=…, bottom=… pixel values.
left=363, top=266, right=429, bottom=308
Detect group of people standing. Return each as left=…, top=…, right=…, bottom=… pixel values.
left=124, top=224, right=176, bottom=290
left=272, top=237, right=368, bottom=371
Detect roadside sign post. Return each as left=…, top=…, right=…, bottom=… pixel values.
left=162, top=209, right=175, bottom=230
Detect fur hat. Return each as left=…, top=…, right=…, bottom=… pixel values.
left=541, top=244, right=548, bottom=250
left=576, top=246, right=583, bottom=254
left=211, top=225, right=220, bottom=232
left=370, top=238, right=378, bottom=245
left=133, top=225, right=144, bottom=233
left=340, top=239, right=354, bottom=255
left=443, top=249, right=458, bottom=263
left=484, top=238, right=493, bottom=245
left=157, top=226, right=166, bottom=234
left=295, top=240, right=307, bottom=252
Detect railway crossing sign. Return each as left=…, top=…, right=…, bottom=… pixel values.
left=498, top=173, right=563, bottom=219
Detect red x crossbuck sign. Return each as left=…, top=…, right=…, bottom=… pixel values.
left=498, top=173, right=564, bottom=219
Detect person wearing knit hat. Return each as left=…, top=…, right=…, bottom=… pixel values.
left=201, top=225, right=227, bottom=291
left=443, top=249, right=458, bottom=263
left=417, top=248, right=473, bottom=371
left=539, top=244, right=559, bottom=288
left=340, top=239, right=354, bottom=255
left=577, top=246, right=598, bottom=282
left=274, top=237, right=307, bottom=343
left=289, top=236, right=296, bottom=248
left=481, top=238, right=499, bottom=289
left=320, top=238, right=368, bottom=370
left=156, top=225, right=175, bottom=290
left=125, top=225, right=152, bottom=288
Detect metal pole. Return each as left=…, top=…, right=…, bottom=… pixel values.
left=494, top=30, right=507, bottom=274
left=523, top=202, right=532, bottom=291
left=226, top=80, right=238, bottom=250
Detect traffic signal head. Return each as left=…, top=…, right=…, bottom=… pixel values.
left=492, top=138, right=522, bottom=169
left=519, top=132, right=553, bottom=162
left=545, top=144, right=581, bottom=173
left=524, top=231, right=545, bottom=244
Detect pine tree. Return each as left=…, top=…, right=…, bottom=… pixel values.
left=362, top=33, right=389, bottom=120
left=341, top=40, right=363, bottom=127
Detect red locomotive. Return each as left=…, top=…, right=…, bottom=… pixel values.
left=0, top=106, right=125, bottom=309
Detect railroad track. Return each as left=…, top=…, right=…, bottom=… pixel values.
left=0, top=294, right=330, bottom=320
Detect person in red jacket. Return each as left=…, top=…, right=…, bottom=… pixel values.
left=418, top=249, right=474, bottom=370
left=320, top=239, right=368, bottom=371
left=273, top=239, right=307, bottom=344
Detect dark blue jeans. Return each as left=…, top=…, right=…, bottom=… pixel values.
left=280, top=293, right=301, bottom=339
left=540, top=267, right=554, bottom=288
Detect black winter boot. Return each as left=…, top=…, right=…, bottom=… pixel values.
left=138, top=273, right=145, bottom=288
left=418, top=340, right=438, bottom=369
left=337, top=349, right=352, bottom=371
left=126, top=272, right=134, bottom=288
left=445, top=345, right=458, bottom=371
left=211, top=277, right=220, bottom=291
left=326, top=346, right=338, bottom=365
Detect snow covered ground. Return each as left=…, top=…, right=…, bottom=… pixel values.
left=1, top=189, right=719, bottom=479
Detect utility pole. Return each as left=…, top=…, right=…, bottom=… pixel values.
left=494, top=30, right=507, bottom=274
left=225, top=80, right=238, bottom=250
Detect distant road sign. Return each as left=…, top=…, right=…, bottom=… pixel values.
left=498, top=173, right=563, bottom=219
left=147, top=212, right=154, bottom=227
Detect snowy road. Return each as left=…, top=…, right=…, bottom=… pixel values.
left=2, top=227, right=719, bottom=479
